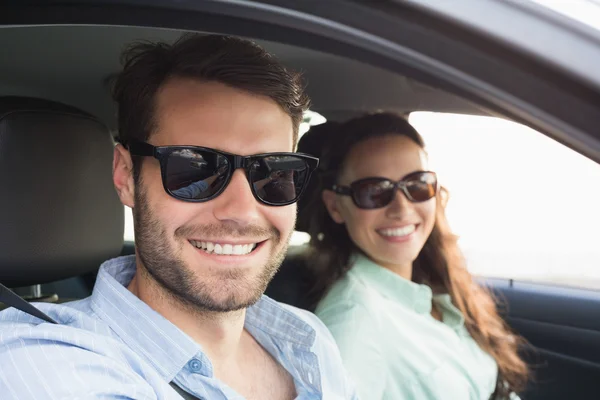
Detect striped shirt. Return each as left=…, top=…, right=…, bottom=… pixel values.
left=0, top=255, right=357, bottom=400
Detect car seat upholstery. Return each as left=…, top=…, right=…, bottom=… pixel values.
left=0, top=96, right=124, bottom=304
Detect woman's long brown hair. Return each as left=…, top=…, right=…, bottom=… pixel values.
left=306, top=112, right=528, bottom=398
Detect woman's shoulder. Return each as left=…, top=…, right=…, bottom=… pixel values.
left=314, top=270, right=382, bottom=324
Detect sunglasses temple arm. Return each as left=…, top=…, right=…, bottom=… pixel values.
left=128, top=140, right=157, bottom=157
left=331, top=185, right=352, bottom=196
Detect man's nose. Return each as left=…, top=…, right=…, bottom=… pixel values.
left=212, top=169, right=261, bottom=226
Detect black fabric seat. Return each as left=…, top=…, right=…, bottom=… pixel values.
left=0, top=96, right=124, bottom=304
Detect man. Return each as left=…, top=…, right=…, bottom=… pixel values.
left=0, top=34, right=356, bottom=399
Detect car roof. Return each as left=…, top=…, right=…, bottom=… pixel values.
left=0, top=25, right=485, bottom=130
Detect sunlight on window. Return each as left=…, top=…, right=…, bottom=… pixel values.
left=124, top=206, right=134, bottom=242
left=299, top=110, right=327, bottom=139
left=530, top=0, right=600, bottom=30
left=290, top=231, right=311, bottom=246
left=409, top=112, right=600, bottom=289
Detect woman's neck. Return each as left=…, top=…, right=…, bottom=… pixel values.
left=366, top=254, right=413, bottom=281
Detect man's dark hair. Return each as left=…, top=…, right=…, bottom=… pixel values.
left=112, top=34, right=310, bottom=179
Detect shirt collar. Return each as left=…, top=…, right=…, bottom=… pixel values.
left=90, top=255, right=200, bottom=382
left=350, top=253, right=434, bottom=314
left=89, top=255, right=317, bottom=382
left=350, top=253, right=465, bottom=328
left=246, top=296, right=316, bottom=349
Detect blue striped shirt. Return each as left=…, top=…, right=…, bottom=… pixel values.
left=0, top=255, right=357, bottom=400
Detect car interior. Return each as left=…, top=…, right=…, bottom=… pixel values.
left=1, top=10, right=599, bottom=400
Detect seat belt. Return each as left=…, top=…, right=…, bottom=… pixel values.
left=169, top=382, right=203, bottom=400
left=0, top=282, right=57, bottom=323
left=1, top=282, right=202, bottom=399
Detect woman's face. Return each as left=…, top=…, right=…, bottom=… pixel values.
left=323, top=135, right=437, bottom=273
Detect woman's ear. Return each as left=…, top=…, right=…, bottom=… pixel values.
left=322, top=190, right=346, bottom=224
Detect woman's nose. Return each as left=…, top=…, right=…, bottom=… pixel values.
left=385, top=188, right=413, bottom=218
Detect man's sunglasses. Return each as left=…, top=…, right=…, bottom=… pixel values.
left=331, top=171, right=438, bottom=209
left=123, top=139, right=319, bottom=206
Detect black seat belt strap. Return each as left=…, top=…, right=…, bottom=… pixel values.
left=0, top=282, right=57, bottom=324
left=169, top=382, right=203, bottom=400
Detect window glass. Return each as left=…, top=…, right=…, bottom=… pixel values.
left=530, top=0, right=600, bottom=31
left=124, top=206, right=135, bottom=242
left=123, top=111, right=600, bottom=289
left=409, top=112, right=600, bottom=290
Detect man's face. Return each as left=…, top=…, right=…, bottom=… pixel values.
left=130, top=79, right=296, bottom=312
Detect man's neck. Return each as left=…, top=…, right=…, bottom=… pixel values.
left=127, top=264, right=247, bottom=368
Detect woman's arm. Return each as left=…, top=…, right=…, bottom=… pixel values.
left=318, top=304, right=387, bottom=400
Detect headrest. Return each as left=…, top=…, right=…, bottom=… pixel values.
left=0, top=97, right=124, bottom=287
left=296, top=121, right=340, bottom=233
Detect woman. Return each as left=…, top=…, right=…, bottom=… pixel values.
left=307, top=112, right=528, bottom=399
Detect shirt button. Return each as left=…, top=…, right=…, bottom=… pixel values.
left=188, top=359, right=202, bottom=372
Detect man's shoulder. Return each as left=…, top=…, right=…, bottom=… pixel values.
left=0, top=302, right=159, bottom=400
left=0, top=300, right=122, bottom=354
left=2, top=298, right=99, bottom=327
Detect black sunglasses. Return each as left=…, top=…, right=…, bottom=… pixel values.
left=123, top=139, right=319, bottom=206
left=331, top=171, right=438, bottom=209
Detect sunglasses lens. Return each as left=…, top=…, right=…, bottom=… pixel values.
left=349, top=172, right=437, bottom=209
left=405, top=172, right=437, bottom=202
left=165, top=149, right=230, bottom=200
left=352, top=178, right=396, bottom=209
left=250, top=155, right=310, bottom=205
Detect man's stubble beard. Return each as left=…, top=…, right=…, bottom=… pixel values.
left=132, top=181, right=292, bottom=314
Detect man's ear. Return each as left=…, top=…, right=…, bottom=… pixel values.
left=113, top=144, right=135, bottom=208
left=322, top=190, right=345, bottom=224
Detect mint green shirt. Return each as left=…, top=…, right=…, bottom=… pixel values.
left=315, top=254, right=511, bottom=400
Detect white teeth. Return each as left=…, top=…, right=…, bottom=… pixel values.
left=379, top=225, right=416, bottom=237
left=232, top=245, right=241, bottom=255
left=190, top=240, right=258, bottom=256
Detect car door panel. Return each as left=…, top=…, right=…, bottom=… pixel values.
left=482, top=278, right=600, bottom=399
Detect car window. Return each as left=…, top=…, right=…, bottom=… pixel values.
left=125, top=112, right=600, bottom=289
left=408, top=112, right=600, bottom=290
left=530, top=0, right=600, bottom=30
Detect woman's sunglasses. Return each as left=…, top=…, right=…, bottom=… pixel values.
left=123, top=139, right=319, bottom=206
left=331, top=171, right=438, bottom=209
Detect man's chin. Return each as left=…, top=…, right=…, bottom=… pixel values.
left=164, top=268, right=269, bottom=312
left=141, top=239, right=285, bottom=313
left=177, top=288, right=264, bottom=313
